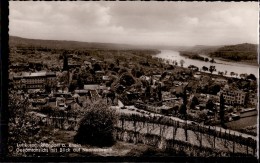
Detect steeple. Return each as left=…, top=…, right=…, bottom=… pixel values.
left=62, top=52, right=68, bottom=71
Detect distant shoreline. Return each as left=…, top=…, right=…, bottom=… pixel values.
left=212, top=57, right=259, bottom=67
left=190, top=52, right=259, bottom=67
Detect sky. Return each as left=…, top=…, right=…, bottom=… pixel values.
left=9, top=1, right=259, bottom=47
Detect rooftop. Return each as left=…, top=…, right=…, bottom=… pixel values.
left=13, top=71, right=57, bottom=78
left=84, top=84, right=100, bottom=90
left=23, top=72, right=47, bottom=77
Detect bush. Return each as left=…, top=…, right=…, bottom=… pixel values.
left=74, top=100, right=118, bottom=147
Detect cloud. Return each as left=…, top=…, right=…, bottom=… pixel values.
left=9, top=2, right=258, bottom=46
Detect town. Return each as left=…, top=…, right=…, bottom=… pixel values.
left=9, top=46, right=257, bottom=127
left=8, top=43, right=258, bottom=157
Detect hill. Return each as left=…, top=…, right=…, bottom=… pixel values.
left=186, top=45, right=222, bottom=55
left=9, top=36, right=192, bottom=51
left=208, top=43, right=258, bottom=62
left=183, top=43, right=258, bottom=64
left=9, top=36, right=149, bottom=50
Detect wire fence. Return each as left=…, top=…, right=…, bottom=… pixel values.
left=32, top=111, right=257, bottom=156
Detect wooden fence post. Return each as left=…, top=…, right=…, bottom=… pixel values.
left=224, top=130, right=227, bottom=144
left=246, top=140, right=249, bottom=155
left=233, top=132, right=235, bottom=154
left=143, top=116, right=145, bottom=128
left=121, top=118, right=124, bottom=130
left=208, top=126, right=210, bottom=138
left=185, top=121, right=188, bottom=141
left=213, top=132, right=215, bottom=148
left=253, top=143, right=255, bottom=156
left=172, top=120, right=175, bottom=139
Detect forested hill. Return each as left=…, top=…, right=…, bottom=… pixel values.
left=186, top=45, right=222, bottom=55
left=9, top=36, right=147, bottom=50
left=208, top=43, right=258, bottom=62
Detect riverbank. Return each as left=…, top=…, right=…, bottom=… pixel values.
left=154, top=50, right=258, bottom=77
left=179, top=51, right=258, bottom=67
left=179, top=51, right=216, bottom=63
left=204, top=55, right=259, bottom=67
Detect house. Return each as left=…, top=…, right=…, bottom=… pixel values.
left=84, top=61, right=92, bottom=68
left=95, top=71, right=105, bottom=83
left=219, top=86, right=246, bottom=105
left=193, top=74, right=201, bottom=79
left=74, top=90, right=90, bottom=96
left=102, top=76, right=111, bottom=82
left=68, top=64, right=81, bottom=69
left=140, top=75, right=150, bottom=81
left=10, top=63, right=29, bottom=71
left=12, top=71, right=57, bottom=89
left=160, top=105, right=173, bottom=115
left=31, top=98, right=47, bottom=107
left=84, top=84, right=100, bottom=91
left=248, top=94, right=257, bottom=106
left=212, top=78, right=228, bottom=85
left=70, top=101, right=81, bottom=110
left=53, top=92, right=72, bottom=98
left=153, top=75, right=161, bottom=81
left=129, top=62, right=135, bottom=69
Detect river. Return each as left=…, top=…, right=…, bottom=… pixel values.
left=154, top=50, right=258, bottom=78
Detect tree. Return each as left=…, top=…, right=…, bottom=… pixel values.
left=206, top=99, right=215, bottom=111
left=218, top=71, right=224, bottom=76
left=190, top=101, right=196, bottom=110
left=93, top=63, right=102, bottom=71
left=198, top=111, right=208, bottom=123
left=209, top=65, right=216, bottom=74
left=190, top=96, right=199, bottom=110
left=109, top=63, right=115, bottom=71
left=179, top=88, right=187, bottom=118
left=230, top=72, right=235, bottom=76
left=118, top=67, right=128, bottom=76
left=59, top=71, right=70, bottom=85
left=239, top=73, right=246, bottom=79
left=8, top=92, right=42, bottom=155
left=69, top=80, right=77, bottom=92
left=119, top=73, right=136, bottom=87
left=45, top=82, right=52, bottom=93
left=219, top=94, right=226, bottom=128
left=209, top=84, right=220, bottom=95
left=180, top=59, right=185, bottom=67
left=160, top=71, right=167, bottom=81
left=45, top=79, right=57, bottom=93
left=202, top=66, right=208, bottom=71
left=210, top=58, right=215, bottom=63
left=246, top=74, right=256, bottom=81
left=145, top=85, right=151, bottom=100
left=157, top=83, right=162, bottom=101
left=74, top=100, right=118, bottom=146
left=116, top=59, right=120, bottom=66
